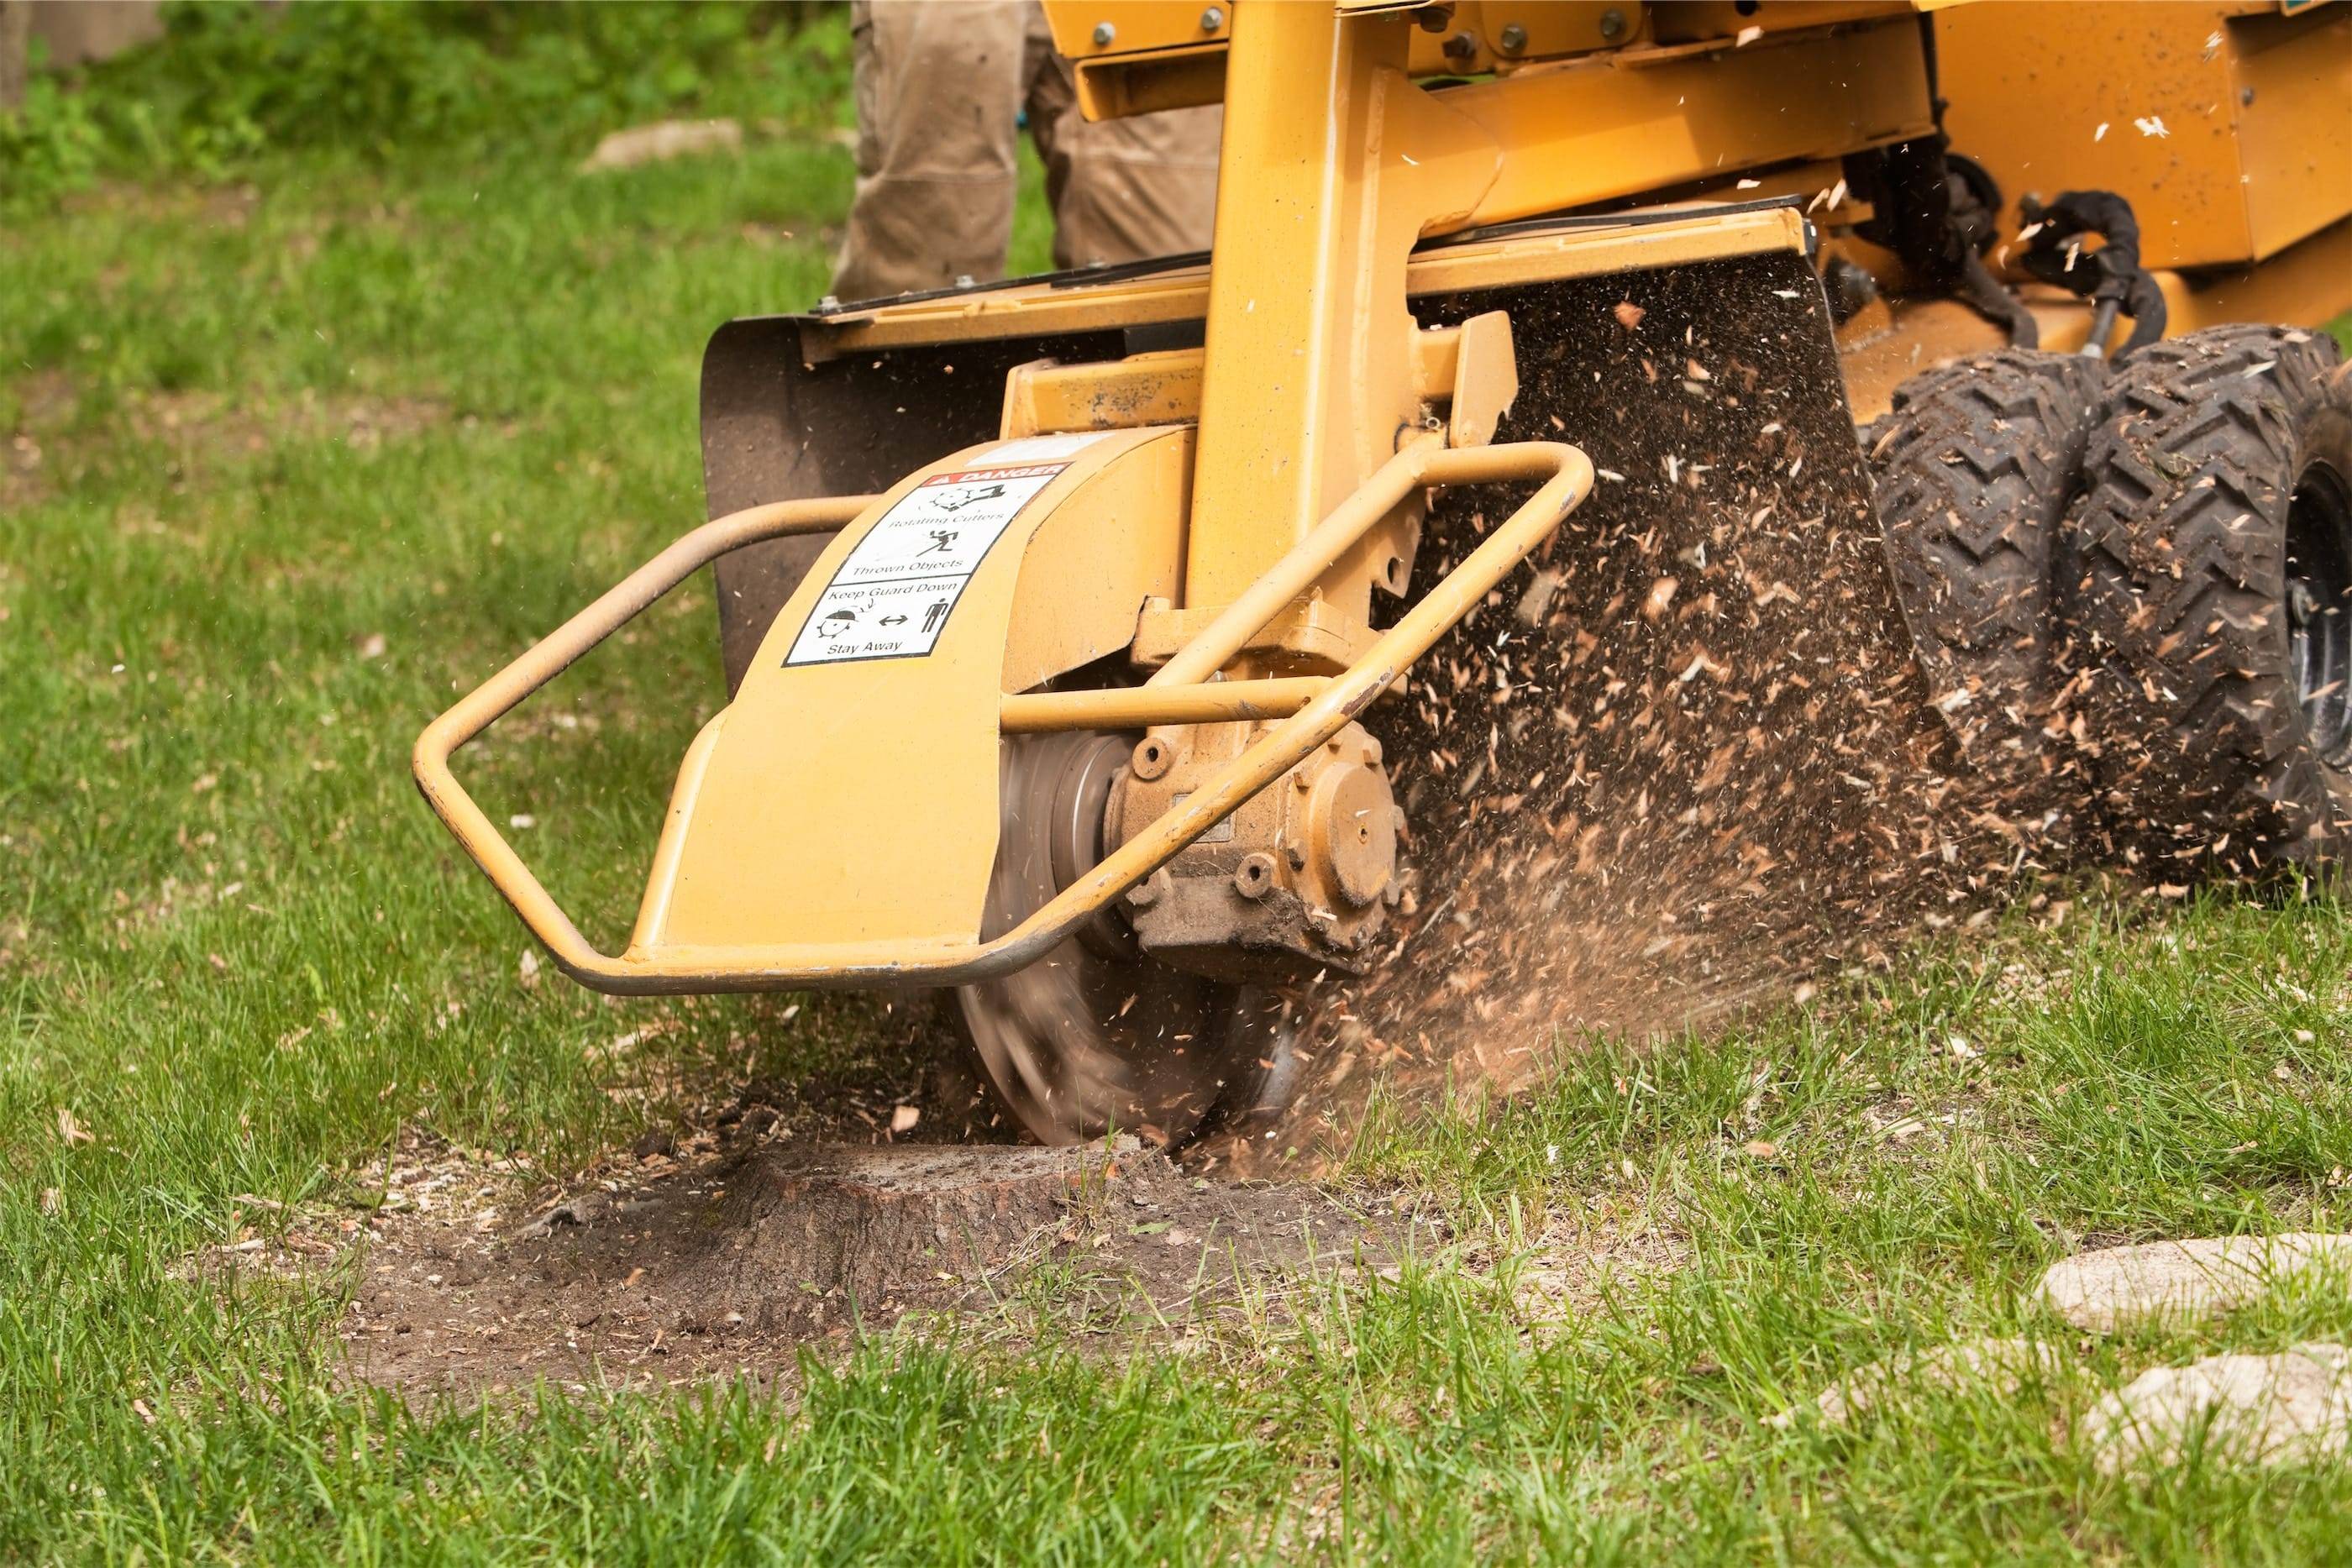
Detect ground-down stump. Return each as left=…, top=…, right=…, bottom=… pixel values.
left=705, top=1142, right=1157, bottom=1318
left=339, top=1138, right=1389, bottom=1395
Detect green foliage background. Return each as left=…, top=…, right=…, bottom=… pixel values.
left=3, top=0, right=850, bottom=202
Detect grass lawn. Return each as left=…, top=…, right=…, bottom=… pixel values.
left=8, top=76, right=2352, bottom=1568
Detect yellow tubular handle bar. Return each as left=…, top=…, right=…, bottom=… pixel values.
left=412, top=438, right=1592, bottom=994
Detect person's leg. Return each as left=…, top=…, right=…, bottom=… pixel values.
left=830, top=0, right=1030, bottom=302
left=1023, top=10, right=1221, bottom=272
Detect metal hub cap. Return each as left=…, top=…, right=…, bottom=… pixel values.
left=2286, top=458, right=2352, bottom=766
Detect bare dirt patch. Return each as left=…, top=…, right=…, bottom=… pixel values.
left=330, top=1130, right=1389, bottom=1397
left=3, top=364, right=451, bottom=515
left=139, top=387, right=450, bottom=460
left=3, top=367, right=78, bottom=510
left=1508, top=1198, right=1693, bottom=1326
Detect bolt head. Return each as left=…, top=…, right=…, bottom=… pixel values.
left=1092, top=20, right=1116, bottom=46
left=1199, top=6, right=1224, bottom=31
left=1442, top=29, right=1478, bottom=60
left=1498, top=22, right=1527, bottom=52
left=1599, top=7, right=1626, bottom=40
left=1233, top=853, right=1278, bottom=900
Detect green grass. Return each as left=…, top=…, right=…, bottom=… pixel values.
left=8, top=70, right=2352, bottom=1567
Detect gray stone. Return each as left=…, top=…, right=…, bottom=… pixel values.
left=1770, top=1335, right=2068, bottom=1428
left=2034, top=1235, right=2352, bottom=1333
left=579, top=118, right=743, bottom=173
left=2079, top=1345, right=2352, bottom=1474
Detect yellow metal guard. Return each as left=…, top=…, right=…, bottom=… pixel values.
left=413, top=438, right=1591, bottom=994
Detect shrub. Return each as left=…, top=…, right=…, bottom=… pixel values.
left=4, top=1, right=850, bottom=200
left=1, top=45, right=105, bottom=207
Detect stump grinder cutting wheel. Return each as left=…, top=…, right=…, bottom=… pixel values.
left=417, top=3, right=2349, bottom=1148
left=957, top=727, right=1294, bottom=1145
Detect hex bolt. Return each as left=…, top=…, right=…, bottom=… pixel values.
left=1093, top=20, right=1116, bottom=46
left=1200, top=6, right=1224, bottom=30
left=1233, top=853, right=1278, bottom=900
left=1443, top=29, right=1478, bottom=60
left=1599, top=8, right=1626, bottom=40
left=1497, top=22, right=1527, bottom=54
left=1131, top=737, right=1173, bottom=780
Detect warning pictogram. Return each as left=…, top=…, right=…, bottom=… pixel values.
left=783, top=462, right=1071, bottom=666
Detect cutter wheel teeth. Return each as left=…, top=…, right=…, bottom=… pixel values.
left=1865, top=349, right=2105, bottom=838
left=2063, top=326, right=2352, bottom=871
left=953, top=728, right=1289, bottom=1146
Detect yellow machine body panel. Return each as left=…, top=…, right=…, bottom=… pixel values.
left=801, top=203, right=1809, bottom=359
left=1049, top=2, right=1929, bottom=107
left=1936, top=2, right=2351, bottom=269
left=636, top=427, right=1187, bottom=958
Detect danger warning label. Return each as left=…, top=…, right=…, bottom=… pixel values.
left=783, top=463, right=1068, bottom=667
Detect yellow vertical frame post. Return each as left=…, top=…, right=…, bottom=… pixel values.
left=1185, top=3, right=1499, bottom=632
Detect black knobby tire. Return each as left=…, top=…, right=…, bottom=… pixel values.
left=1866, top=349, right=2105, bottom=813
left=2065, top=323, right=2352, bottom=868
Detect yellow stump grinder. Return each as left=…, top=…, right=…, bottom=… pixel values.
left=418, top=2, right=2352, bottom=1145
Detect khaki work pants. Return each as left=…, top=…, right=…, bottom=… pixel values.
left=831, top=0, right=1224, bottom=302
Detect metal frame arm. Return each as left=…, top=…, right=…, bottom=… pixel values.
left=413, top=443, right=1592, bottom=994
left=412, top=496, right=874, bottom=983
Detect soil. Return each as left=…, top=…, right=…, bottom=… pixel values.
left=3, top=364, right=449, bottom=516
left=300, top=1126, right=1394, bottom=1397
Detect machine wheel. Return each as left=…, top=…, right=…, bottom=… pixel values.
left=1866, top=349, right=2105, bottom=808
left=953, top=730, right=1290, bottom=1146
left=2066, top=324, right=2352, bottom=868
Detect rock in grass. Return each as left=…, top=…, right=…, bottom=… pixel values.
left=1771, top=1336, right=2067, bottom=1428
left=2034, top=1235, right=2352, bottom=1333
left=2080, top=1345, right=2352, bottom=1474
left=580, top=119, right=743, bottom=173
